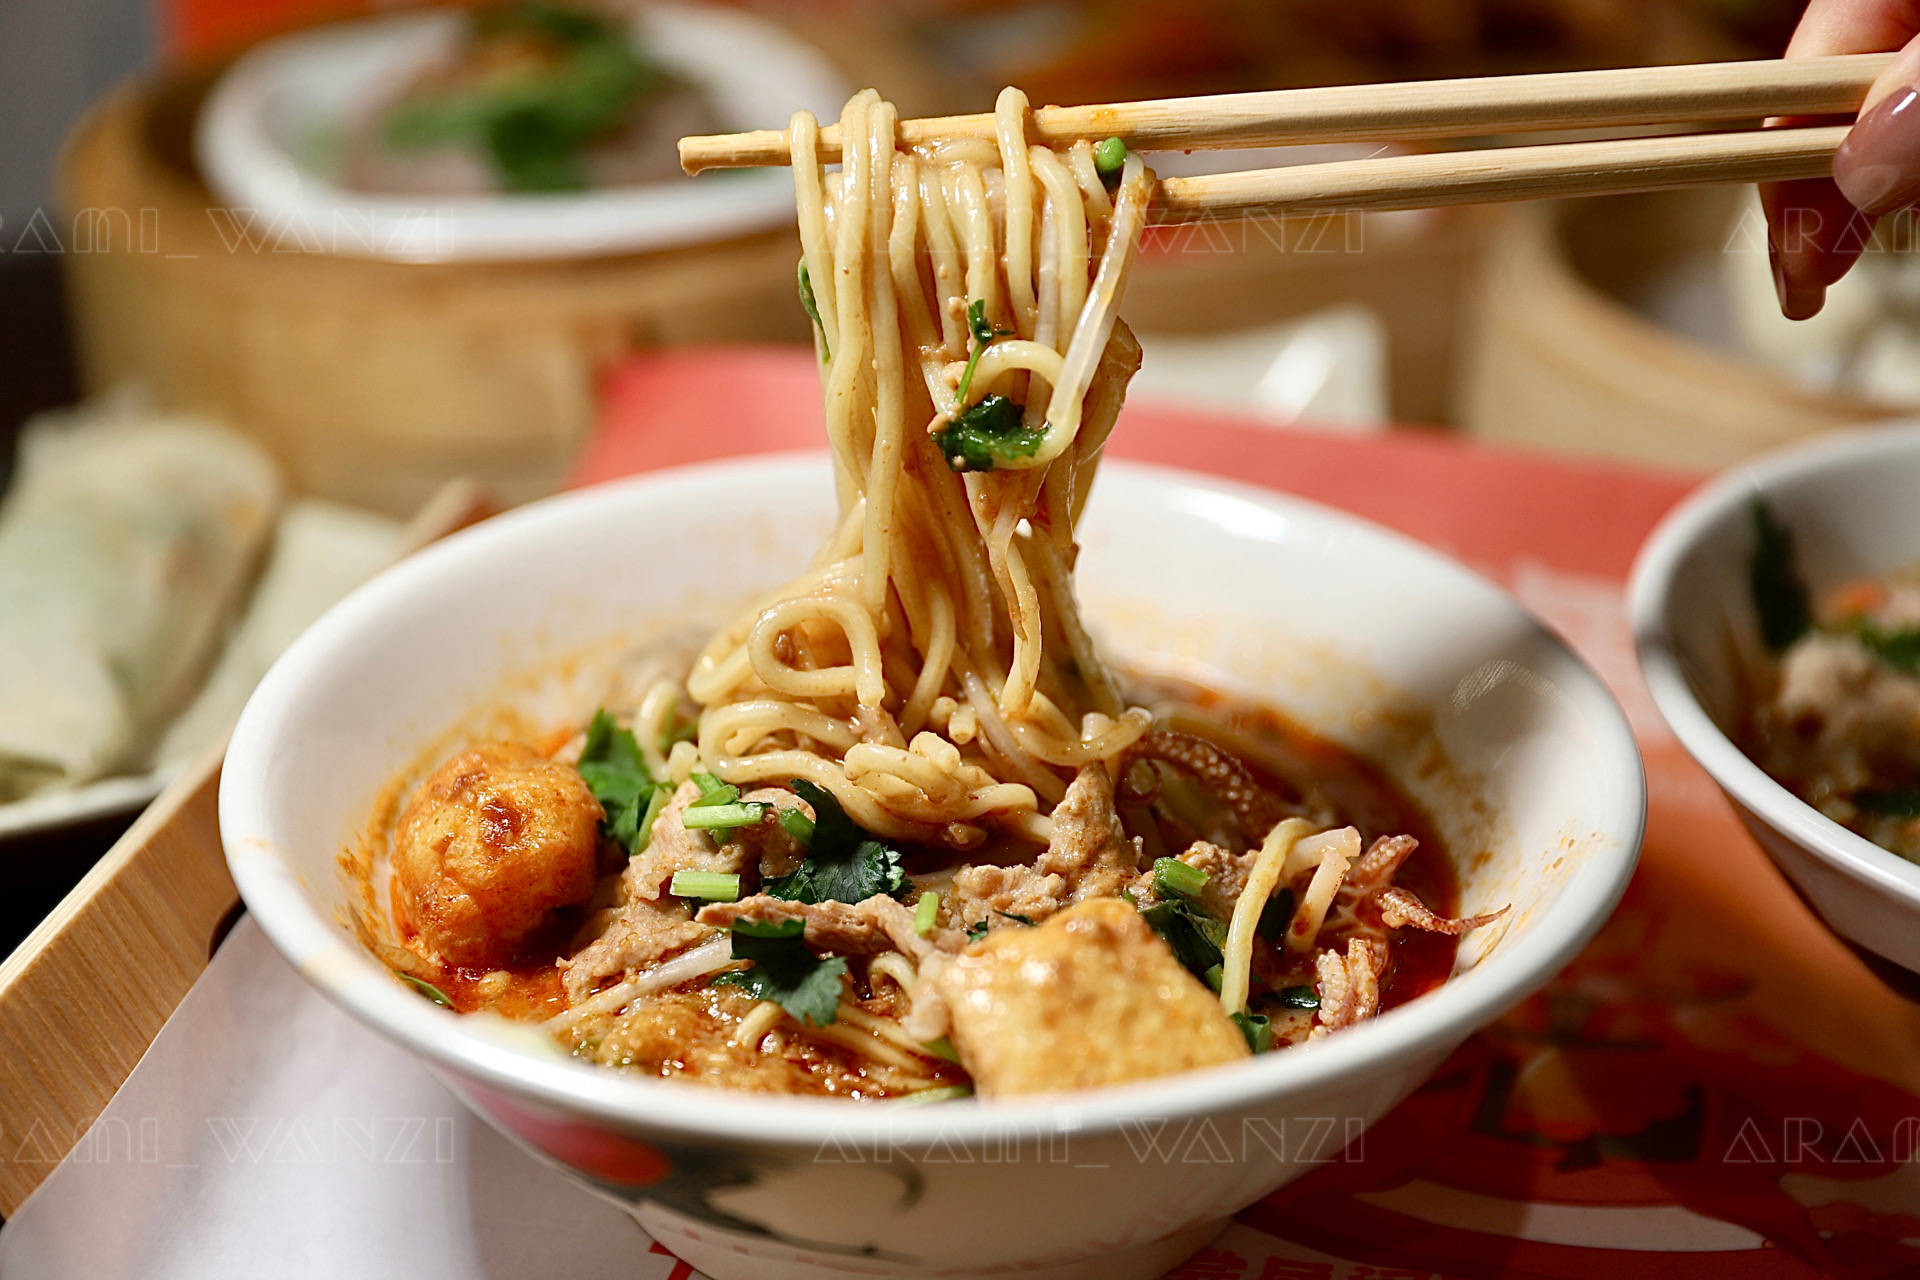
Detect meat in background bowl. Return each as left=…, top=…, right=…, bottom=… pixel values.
left=220, top=455, right=1643, bottom=1279
left=1631, top=423, right=1920, bottom=982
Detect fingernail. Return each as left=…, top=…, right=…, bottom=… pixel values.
left=1836, top=87, right=1920, bottom=215
left=1772, top=241, right=1826, bottom=320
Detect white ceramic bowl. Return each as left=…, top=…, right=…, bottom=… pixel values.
left=195, top=6, right=846, bottom=262
left=1632, top=423, right=1920, bottom=981
left=221, top=456, right=1644, bottom=1279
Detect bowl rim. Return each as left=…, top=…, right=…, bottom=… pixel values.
left=1628, top=421, right=1920, bottom=911
left=221, top=452, right=1645, bottom=1146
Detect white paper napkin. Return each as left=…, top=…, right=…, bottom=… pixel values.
left=0, top=920, right=1335, bottom=1279
left=0, top=919, right=684, bottom=1280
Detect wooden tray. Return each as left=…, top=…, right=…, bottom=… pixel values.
left=0, top=481, right=495, bottom=1216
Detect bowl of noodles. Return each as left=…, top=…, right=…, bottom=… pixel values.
left=219, top=88, right=1644, bottom=1280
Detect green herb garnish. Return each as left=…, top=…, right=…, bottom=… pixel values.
left=761, top=779, right=907, bottom=904
left=711, top=917, right=847, bottom=1026
left=1751, top=498, right=1812, bottom=652
left=1139, top=897, right=1227, bottom=977
left=669, top=870, right=741, bottom=902
left=921, top=1035, right=959, bottom=1062
left=684, top=771, right=766, bottom=839
left=1854, top=622, right=1920, bottom=674
left=952, top=299, right=1011, bottom=408
left=914, top=891, right=941, bottom=935
left=576, top=710, right=669, bottom=855
left=777, top=806, right=816, bottom=846
left=1231, top=1010, right=1273, bottom=1053
left=382, top=2, right=662, bottom=192
left=1257, top=888, right=1296, bottom=940
left=1855, top=786, right=1920, bottom=817
left=398, top=973, right=454, bottom=1008
left=934, top=395, right=1045, bottom=473
left=682, top=801, right=768, bottom=832
left=1152, top=857, right=1208, bottom=902
left=798, top=261, right=830, bottom=360
left=962, top=910, right=1036, bottom=944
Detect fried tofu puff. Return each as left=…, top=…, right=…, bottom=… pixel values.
left=394, top=742, right=601, bottom=967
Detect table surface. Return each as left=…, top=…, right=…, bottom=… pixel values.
left=9, top=342, right=1920, bottom=1278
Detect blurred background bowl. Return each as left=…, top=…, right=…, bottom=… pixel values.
left=1631, top=424, right=1920, bottom=982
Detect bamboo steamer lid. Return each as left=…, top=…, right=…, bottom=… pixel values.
left=1460, top=191, right=1900, bottom=470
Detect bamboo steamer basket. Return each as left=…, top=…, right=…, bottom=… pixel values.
left=58, top=69, right=807, bottom=515
left=1460, top=189, right=1902, bottom=470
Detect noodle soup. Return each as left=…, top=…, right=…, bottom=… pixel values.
left=361, top=668, right=1484, bottom=1101
left=354, top=85, right=1501, bottom=1103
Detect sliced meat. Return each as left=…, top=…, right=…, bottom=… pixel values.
left=1037, top=765, right=1143, bottom=902
left=933, top=897, right=1249, bottom=1096
left=1377, top=887, right=1507, bottom=936
left=1172, top=840, right=1248, bottom=920
left=560, top=897, right=712, bottom=1002
left=946, top=863, right=1068, bottom=931
left=697, top=893, right=962, bottom=962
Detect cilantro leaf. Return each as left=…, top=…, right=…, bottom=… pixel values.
left=761, top=779, right=907, bottom=904
left=576, top=710, right=667, bottom=855
left=711, top=918, right=846, bottom=1026
left=935, top=395, right=1044, bottom=473
left=1750, top=499, right=1812, bottom=652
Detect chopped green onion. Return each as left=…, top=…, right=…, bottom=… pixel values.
left=777, top=806, right=816, bottom=846
left=921, top=1035, right=959, bottom=1062
left=1093, top=136, right=1128, bottom=182
left=1278, top=985, right=1321, bottom=1010
left=398, top=973, right=453, bottom=1008
left=1202, top=962, right=1224, bottom=993
left=670, top=870, right=741, bottom=902
left=690, top=772, right=738, bottom=805
left=891, top=1084, right=973, bottom=1106
left=1153, top=857, right=1208, bottom=901
left=914, top=891, right=940, bottom=935
left=682, top=801, right=767, bottom=831
left=629, top=783, right=671, bottom=857
left=1231, top=1010, right=1273, bottom=1053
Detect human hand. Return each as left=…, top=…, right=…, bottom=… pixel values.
left=1764, top=0, right=1920, bottom=318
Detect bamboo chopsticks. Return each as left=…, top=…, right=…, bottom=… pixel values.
left=678, top=54, right=1888, bottom=220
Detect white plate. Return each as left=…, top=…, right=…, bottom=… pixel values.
left=0, top=765, right=173, bottom=842
left=195, top=6, right=846, bottom=262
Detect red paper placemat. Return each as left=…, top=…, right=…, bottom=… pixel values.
left=579, top=347, right=1920, bottom=1280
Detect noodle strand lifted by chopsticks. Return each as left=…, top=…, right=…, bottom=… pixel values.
left=684, top=87, right=1154, bottom=849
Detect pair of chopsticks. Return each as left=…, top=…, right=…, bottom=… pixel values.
left=678, top=54, right=1890, bottom=222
